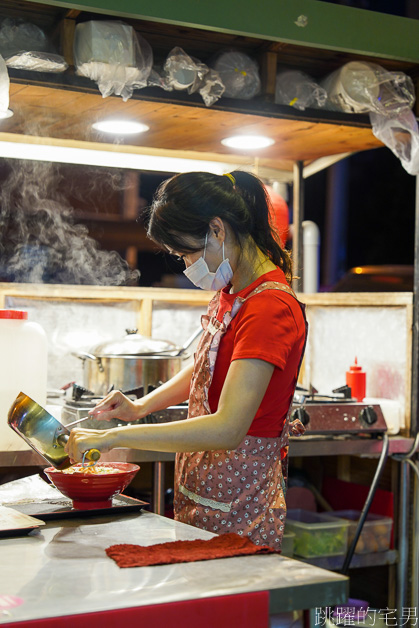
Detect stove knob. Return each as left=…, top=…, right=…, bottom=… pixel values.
left=291, top=407, right=310, bottom=427
left=358, top=406, right=377, bottom=427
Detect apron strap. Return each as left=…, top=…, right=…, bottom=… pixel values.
left=244, top=281, right=299, bottom=303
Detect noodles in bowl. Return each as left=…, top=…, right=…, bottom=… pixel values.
left=44, top=462, right=140, bottom=510
left=61, top=464, right=125, bottom=475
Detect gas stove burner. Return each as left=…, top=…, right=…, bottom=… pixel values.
left=294, top=384, right=354, bottom=404
left=72, top=384, right=96, bottom=402
left=291, top=402, right=387, bottom=436
left=292, top=384, right=387, bottom=436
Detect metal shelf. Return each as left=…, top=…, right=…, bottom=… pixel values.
left=289, top=435, right=414, bottom=457
left=296, top=549, right=398, bottom=571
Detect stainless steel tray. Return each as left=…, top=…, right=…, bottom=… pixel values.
left=0, top=524, right=43, bottom=538
left=5, top=494, right=148, bottom=521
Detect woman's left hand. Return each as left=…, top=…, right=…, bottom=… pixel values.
left=65, top=428, right=116, bottom=463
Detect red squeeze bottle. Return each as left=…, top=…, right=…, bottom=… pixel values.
left=346, top=357, right=366, bottom=402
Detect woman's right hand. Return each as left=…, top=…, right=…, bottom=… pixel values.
left=87, top=390, right=149, bottom=423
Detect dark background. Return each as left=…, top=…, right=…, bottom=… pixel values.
left=304, top=148, right=416, bottom=289
left=305, top=0, right=418, bottom=289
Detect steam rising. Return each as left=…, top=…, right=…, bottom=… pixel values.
left=0, top=159, right=140, bottom=285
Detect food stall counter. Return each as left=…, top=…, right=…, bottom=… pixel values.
left=0, top=510, right=348, bottom=627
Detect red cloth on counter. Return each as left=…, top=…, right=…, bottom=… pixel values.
left=106, top=532, right=276, bottom=568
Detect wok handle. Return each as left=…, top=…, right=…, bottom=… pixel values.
left=56, top=434, right=101, bottom=462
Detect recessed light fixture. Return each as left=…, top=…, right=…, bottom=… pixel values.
left=92, top=119, right=149, bottom=135
left=0, top=109, right=13, bottom=120
left=221, top=135, right=275, bottom=150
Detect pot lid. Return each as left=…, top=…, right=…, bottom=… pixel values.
left=89, top=329, right=181, bottom=358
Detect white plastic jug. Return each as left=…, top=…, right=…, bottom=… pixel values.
left=0, top=310, right=48, bottom=451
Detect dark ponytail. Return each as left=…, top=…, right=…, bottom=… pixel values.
left=147, top=170, right=292, bottom=284
left=230, top=171, right=292, bottom=284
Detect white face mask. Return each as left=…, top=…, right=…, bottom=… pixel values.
left=183, top=233, right=233, bottom=291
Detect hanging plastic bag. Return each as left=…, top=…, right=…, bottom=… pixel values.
left=377, top=69, right=416, bottom=117
left=0, top=18, right=67, bottom=73
left=163, top=47, right=205, bottom=92
left=212, top=51, right=261, bottom=100
left=74, top=21, right=153, bottom=101
left=321, top=61, right=415, bottom=115
left=159, top=47, right=224, bottom=106
left=275, top=70, right=327, bottom=110
left=198, top=67, right=225, bottom=107
left=0, top=18, right=48, bottom=57
left=6, top=51, right=67, bottom=72
left=0, top=54, right=10, bottom=116
left=370, top=109, right=419, bottom=176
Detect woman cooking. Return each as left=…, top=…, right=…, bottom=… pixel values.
left=65, top=170, right=307, bottom=550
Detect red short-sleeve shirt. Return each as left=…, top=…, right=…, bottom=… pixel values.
left=207, top=268, right=306, bottom=437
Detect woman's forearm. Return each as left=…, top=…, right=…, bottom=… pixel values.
left=108, top=411, right=237, bottom=453
left=66, top=411, right=237, bottom=462
left=137, top=362, right=194, bottom=414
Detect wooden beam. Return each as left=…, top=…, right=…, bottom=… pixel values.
left=303, top=153, right=354, bottom=178
left=0, top=282, right=214, bottom=305
left=259, top=51, right=278, bottom=97
left=122, top=172, right=141, bottom=267
left=123, top=172, right=140, bottom=220
left=60, top=17, right=77, bottom=66
left=65, top=8, right=81, bottom=18
left=138, top=298, right=153, bottom=335
left=301, top=292, right=413, bottom=306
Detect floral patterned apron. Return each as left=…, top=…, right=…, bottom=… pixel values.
left=174, top=281, right=308, bottom=550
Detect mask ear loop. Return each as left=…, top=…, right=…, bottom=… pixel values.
left=204, top=231, right=225, bottom=261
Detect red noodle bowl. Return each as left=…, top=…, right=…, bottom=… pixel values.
left=44, top=462, right=140, bottom=510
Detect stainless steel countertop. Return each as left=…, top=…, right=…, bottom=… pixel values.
left=0, top=511, right=348, bottom=624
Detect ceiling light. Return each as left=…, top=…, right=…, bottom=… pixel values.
left=92, top=119, right=149, bottom=135
left=221, top=135, right=275, bottom=150
left=0, top=140, right=243, bottom=174
left=0, top=109, right=13, bottom=120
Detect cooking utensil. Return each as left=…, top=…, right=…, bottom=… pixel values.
left=8, top=392, right=100, bottom=470
left=73, top=326, right=203, bottom=396
left=44, top=462, right=140, bottom=510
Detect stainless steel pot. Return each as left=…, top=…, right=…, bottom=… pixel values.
left=73, top=327, right=202, bottom=397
